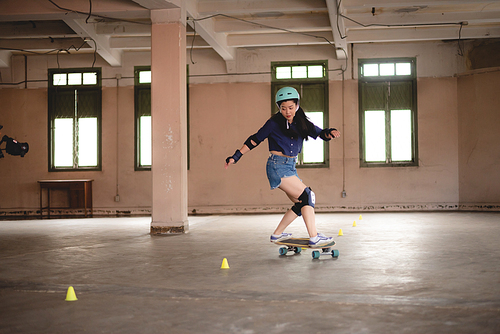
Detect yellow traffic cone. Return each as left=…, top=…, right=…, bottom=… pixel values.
left=65, top=286, right=78, bottom=301
left=338, top=228, right=343, bottom=236
left=221, top=258, right=230, bottom=269
left=359, top=214, right=363, bottom=220
left=353, top=221, right=357, bottom=227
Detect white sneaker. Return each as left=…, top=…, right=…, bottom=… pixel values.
left=309, top=234, right=334, bottom=246
left=270, top=232, right=292, bottom=243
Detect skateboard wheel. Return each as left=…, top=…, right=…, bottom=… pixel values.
left=279, top=247, right=288, bottom=256
left=312, top=251, right=320, bottom=259
left=331, top=249, right=339, bottom=258
left=294, top=247, right=301, bottom=254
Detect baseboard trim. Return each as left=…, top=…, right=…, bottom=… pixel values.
left=1, top=203, right=498, bottom=219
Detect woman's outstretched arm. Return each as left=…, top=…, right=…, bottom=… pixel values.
left=224, top=144, right=251, bottom=169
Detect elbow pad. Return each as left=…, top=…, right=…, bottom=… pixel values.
left=319, top=128, right=337, bottom=141
left=244, top=134, right=261, bottom=150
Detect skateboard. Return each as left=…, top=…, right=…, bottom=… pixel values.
left=275, top=237, right=339, bottom=259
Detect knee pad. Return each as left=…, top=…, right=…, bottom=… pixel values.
left=291, top=187, right=315, bottom=216
left=301, top=187, right=315, bottom=208
left=291, top=203, right=302, bottom=216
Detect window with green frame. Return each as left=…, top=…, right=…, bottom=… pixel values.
left=134, top=66, right=152, bottom=170
left=358, top=58, right=418, bottom=167
left=48, top=68, right=101, bottom=171
left=271, top=61, right=329, bottom=167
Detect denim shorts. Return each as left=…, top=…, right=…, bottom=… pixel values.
left=266, top=153, right=300, bottom=190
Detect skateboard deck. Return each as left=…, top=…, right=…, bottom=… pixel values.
left=275, top=237, right=339, bottom=259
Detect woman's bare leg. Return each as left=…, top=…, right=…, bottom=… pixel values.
left=278, top=176, right=318, bottom=238
left=300, top=206, right=316, bottom=237
left=273, top=209, right=298, bottom=235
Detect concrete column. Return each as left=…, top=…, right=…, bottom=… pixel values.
left=150, top=7, right=188, bottom=234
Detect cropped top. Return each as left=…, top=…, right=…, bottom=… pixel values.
left=252, top=115, right=323, bottom=157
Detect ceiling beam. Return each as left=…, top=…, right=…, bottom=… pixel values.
left=227, top=31, right=334, bottom=48
left=63, top=18, right=121, bottom=67
left=130, top=0, right=180, bottom=10
left=96, top=22, right=151, bottom=36
left=342, top=10, right=500, bottom=28
left=343, top=0, right=500, bottom=10
left=0, top=20, right=76, bottom=38
left=213, top=13, right=331, bottom=34
left=0, top=0, right=150, bottom=22
left=185, top=0, right=235, bottom=61
left=0, top=37, right=91, bottom=51
left=198, top=0, right=327, bottom=15
left=347, top=24, right=500, bottom=43
left=326, top=0, right=347, bottom=60
left=109, top=35, right=210, bottom=49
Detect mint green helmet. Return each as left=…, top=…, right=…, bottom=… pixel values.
left=275, top=87, right=300, bottom=106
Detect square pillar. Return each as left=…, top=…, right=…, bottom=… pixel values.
left=150, top=7, right=188, bottom=234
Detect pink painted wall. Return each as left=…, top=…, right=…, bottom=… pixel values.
left=0, top=42, right=499, bottom=216
left=187, top=77, right=462, bottom=213
left=0, top=87, right=152, bottom=215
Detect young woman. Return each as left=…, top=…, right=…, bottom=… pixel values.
left=224, top=87, right=340, bottom=246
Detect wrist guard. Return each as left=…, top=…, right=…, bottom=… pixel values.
left=226, top=149, right=243, bottom=164
left=319, top=128, right=337, bottom=141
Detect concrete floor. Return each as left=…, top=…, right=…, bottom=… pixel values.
left=0, top=212, right=499, bottom=333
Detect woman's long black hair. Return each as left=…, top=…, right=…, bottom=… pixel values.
left=272, top=99, right=316, bottom=140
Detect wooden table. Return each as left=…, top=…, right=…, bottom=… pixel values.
left=38, top=179, right=94, bottom=218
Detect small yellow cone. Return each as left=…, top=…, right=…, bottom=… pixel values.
left=221, top=258, right=230, bottom=269
left=359, top=214, right=363, bottom=220
left=338, top=228, right=343, bottom=236
left=353, top=221, right=357, bottom=227
left=65, top=286, right=78, bottom=301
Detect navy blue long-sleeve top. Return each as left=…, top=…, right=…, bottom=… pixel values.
left=253, top=116, right=323, bottom=157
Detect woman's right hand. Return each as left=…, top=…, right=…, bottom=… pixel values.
left=224, top=158, right=235, bottom=169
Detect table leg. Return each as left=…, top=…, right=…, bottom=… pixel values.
left=84, top=183, right=88, bottom=218
left=39, top=186, right=43, bottom=217
left=47, top=189, right=51, bottom=218
left=89, top=182, right=93, bottom=217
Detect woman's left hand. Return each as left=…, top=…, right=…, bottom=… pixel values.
left=224, top=158, right=235, bottom=169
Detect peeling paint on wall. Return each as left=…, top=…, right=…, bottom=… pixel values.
left=467, top=39, right=500, bottom=70
left=163, top=125, right=174, bottom=149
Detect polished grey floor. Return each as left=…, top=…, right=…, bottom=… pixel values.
left=0, top=212, right=499, bottom=333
